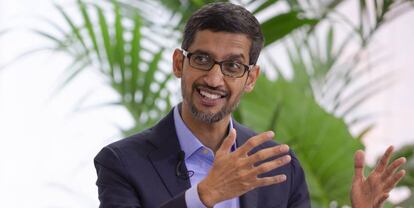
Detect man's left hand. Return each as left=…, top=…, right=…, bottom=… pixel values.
left=351, top=146, right=406, bottom=208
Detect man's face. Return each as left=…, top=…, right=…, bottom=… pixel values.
left=173, top=30, right=260, bottom=123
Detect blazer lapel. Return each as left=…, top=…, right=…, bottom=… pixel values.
left=234, top=121, right=259, bottom=208
left=239, top=190, right=258, bottom=208
left=146, top=112, right=259, bottom=206
left=147, top=110, right=191, bottom=197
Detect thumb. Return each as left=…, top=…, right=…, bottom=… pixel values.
left=216, top=128, right=236, bottom=157
left=354, top=150, right=365, bottom=180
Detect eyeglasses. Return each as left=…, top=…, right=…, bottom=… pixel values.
left=181, top=49, right=252, bottom=78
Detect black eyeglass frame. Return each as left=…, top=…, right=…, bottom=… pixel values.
left=181, top=49, right=253, bottom=78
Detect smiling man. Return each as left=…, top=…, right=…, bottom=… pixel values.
left=94, top=2, right=406, bottom=208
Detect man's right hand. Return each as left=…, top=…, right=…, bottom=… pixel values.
left=197, top=128, right=291, bottom=207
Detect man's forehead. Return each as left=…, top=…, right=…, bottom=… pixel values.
left=188, top=30, right=251, bottom=59
left=192, top=30, right=251, bottom=43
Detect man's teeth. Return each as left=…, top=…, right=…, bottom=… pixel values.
left=199, top=90, right=221, bottom=99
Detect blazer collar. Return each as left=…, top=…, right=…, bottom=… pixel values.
left=147, top=109, right=258, bottom=207
left=147, top=109, right=191, bottom=197
left=234, top=121, right=259, bottom=208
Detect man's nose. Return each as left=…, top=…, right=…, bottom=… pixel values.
left=203, top=63, right=225, bottom=87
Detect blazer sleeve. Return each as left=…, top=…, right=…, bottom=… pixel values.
left=287, top=152, right=311, bottom=208
left=94, top=146, right=142, bottom=208
left=94, top=146, right=188, bottom=208
left=159, top=193, right=187, bottom=208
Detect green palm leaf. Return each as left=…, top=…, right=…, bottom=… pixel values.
left=239, top=76, right=363, bottom=206
left=36, top=0, right=172, bottom=133
left=261, top=11, right=319, bottom=46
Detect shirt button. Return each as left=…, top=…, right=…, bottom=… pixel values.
left=202, top=149, right=209, bottom=154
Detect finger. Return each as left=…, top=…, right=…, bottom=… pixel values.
left=236, top=131, right=274, bottom=157
left=375, top=146, right=394, bottom=173
left=384, top=169, right=406, bottom=192
left=353, top=150, right=365, bottom=180
left=256, top=174, right=287, bottom=187
left=382, top=157, right=406, bottom=180
left=216, top=128, right=237, bottom=157
left=247, top=144, right=290, bottom=166
left=250, top=155, right=291, bottom=176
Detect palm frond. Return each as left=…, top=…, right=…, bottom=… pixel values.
left=35, top=0, right=173, bottom=132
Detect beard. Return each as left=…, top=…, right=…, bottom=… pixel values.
left=181, top=80, right=242, bottom=124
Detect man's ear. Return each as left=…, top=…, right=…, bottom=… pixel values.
left=244, top=65, right=260, bottom=92
left=172, top=49, right=184, bottom=78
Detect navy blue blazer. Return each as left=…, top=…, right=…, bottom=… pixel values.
left=94, top=109, right=310, bottom=208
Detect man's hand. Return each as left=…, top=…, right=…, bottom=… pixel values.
left=351, top=146, right=406, bottom=208
left=197, top=129, right=291, bottom=207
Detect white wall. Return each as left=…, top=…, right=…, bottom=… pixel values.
left=0, top=0, right=131, bottom=206
left=0, top=0, right=413, bottom=207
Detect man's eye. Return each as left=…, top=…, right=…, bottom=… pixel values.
left=225, top=62, right=242, bottom=71
left=193, top=55, right=210, bottom=64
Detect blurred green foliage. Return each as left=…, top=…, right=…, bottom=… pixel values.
left=240, top=76, right=364, bottom=205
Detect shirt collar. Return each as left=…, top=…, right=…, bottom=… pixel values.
left=173, top=104, right=234, bottom=160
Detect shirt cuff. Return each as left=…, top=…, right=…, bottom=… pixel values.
left=185, top=183, right=206, bottom=208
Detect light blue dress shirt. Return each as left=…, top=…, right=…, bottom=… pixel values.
left=173, top=106, right=240, bottom=208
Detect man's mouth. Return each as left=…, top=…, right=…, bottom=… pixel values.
left=195, top=86, right=227, bottom=100
left=199, top=90, right=222, bottom=99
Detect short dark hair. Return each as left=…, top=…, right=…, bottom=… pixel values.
left=181, top=2, right=264, bottom=65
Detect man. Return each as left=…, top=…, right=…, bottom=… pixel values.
left=94, top=2, right=406, bottom=208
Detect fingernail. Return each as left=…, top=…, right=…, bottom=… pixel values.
left=267, top=131, right=274, bottom=138
left=284, top=155, right=291, bottom=162
left=280, top=144, right=289, bottom=152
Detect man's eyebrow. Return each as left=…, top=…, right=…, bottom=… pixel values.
left=225, top=54, right=245, bottom=62
left=192, top=49, right=211, bottom=55
left=191, top=49, right=246, bottom=62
